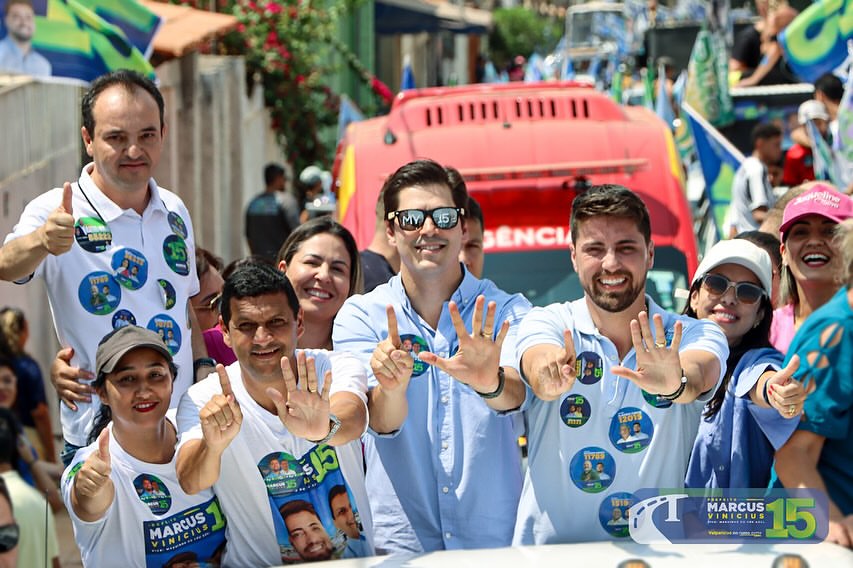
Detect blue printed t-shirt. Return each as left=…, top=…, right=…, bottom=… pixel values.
left=685, top=347, right=799, bottom=489
left=332, top=267, right=531, bottom=554
left=784, top=287, right=853, bottom=515
left=513, top=296, right=728, bottom=545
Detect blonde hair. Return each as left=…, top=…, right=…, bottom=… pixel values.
left=0, top=309, right=25, bottom=356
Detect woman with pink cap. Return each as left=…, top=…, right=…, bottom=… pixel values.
left=771, top=183, right=853, bottom=353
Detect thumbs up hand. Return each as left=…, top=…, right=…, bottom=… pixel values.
left=76, top=428, right=113, bottom=499
left=39, top=182, right=75, bottom=255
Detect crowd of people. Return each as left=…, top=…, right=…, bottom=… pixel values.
left=0, top=68, right=851, bottom=566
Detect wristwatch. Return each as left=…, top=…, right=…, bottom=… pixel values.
left=311, top=413, right=341, bottom=445
left=193, top=357, right=217, bottom=380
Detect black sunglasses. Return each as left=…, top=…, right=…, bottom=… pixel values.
left=0, top=523, right=19, bottom=553
left=387, top=207, right=465, bottom=231
left=701, top=273, right=765, bottom=305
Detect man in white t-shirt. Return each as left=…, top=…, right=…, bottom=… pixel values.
left=176, top=263, right=372, bottom=566
left=728, top=122, right=783, bottom=236
left=514, top=184, right=727, bottom=544
left=0, top=70, right=202, bottom=465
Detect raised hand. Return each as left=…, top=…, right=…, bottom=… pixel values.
left=369, top=305, right=414, bottom=392
left=199, top=365, right=243, bottom=452
left=51, top=346, right=95, bottom=411
left=40, top=182, right=75, bottom=255
left=612, top=312, right=683, bottom=395
left=526, top=329, right=577, bottom=401
left=765, top=355, right=813, bottom=418
left=76, top=428, right=112, bottom=499
left=267, top=352, right=332, bottom=442
left=418, top=295, right=508, bottom=394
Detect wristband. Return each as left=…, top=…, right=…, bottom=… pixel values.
left=193, top=357, right=217, bottom=380
left=659, top=371, right=687, bottom=401
left=762, top=379, right=771, bottom=406
left=310, top=414, right=341, bottom=445
left=477, top=366, right=506, bottom=399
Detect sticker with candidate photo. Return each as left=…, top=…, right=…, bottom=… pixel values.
left=560, top=394, right=591, bottom=428
left=609, top=407, right=654, bottom=454
left=168, top=211, right=188, bottom=239
left=576, top=351, right=604, bottom=385
left=134, top=473, right=171, bottom=515
left=163, top=234, right=190, bottom=276
left=111, top=248, right=148, bottom=290
left=78, top=271, right=121, bottom=316
left=74, top=216, right=112, bottom=253
left=569, top=446, right=615, bottom=494
left=147, top=314, right=181, bottom=355
left=599, top=492, right=636, bottom=538
left=259, top=452, right=305, bottom=497
left=158, top=279, right=177, bottom=310
left=400, top=334, right=430, bottom=377
left=642, top=389, right=673, bottom=409
left=111, top=309, right=136, bottom=329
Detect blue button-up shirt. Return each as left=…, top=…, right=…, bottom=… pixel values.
left=0, top=36, right=52, bottom=77
left=333, top=267, right=531, bottom=554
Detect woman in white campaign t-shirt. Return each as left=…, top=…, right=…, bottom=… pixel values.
left=61, top=326, right=227, bottom=567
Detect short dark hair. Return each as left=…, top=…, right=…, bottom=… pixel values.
left=81, top=70, right=164, bottom=136
left=570, top=184, right=651, bottom=244
left=735, top=230, right=782, bottom=272
left=382, top=159, right=467, bottom=218
left=279, top=499, right=319, bottom=524
left=196, top=247, right=223, bottom=279
left=751, top=122, right=782, bottom=147
left=276, top=217, right=363, bottom=296
left=328, top=484, right=348, bottom=513
left=265, top=163, right=286, bottom=186
left=466, top=196, right=484, bottom=229
left=220, top=263, right=300, bottom=326
left=815, top=73, right=844, bottom=103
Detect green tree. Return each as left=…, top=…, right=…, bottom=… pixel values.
left=489, top=7, right=562, bottom=70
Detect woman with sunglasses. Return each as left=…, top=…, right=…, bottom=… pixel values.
left=276, top=217, right=363, bottom=350
left=771, top=184, right=853, bottom=353
left=684, top=239, right=810, bottom=489
left=61, top=325, right=227, bottom=567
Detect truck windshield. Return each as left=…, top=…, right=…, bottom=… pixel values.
left=483, top=246, right=689, bottom=312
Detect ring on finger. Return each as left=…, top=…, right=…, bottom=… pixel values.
left=481, top=331, right=492, bottom=338
left=788, top=404, right=796, bottom=416
left=654, top=341, right=666, bottom=349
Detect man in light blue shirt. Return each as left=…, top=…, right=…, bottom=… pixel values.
left=0, top=1, right=52, bottom=77
left=333, top=159, right=531, bottom=554
left=514, top=184, right=728, bottom=544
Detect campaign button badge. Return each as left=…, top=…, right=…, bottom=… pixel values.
left=599, top=491, right=636, bottom=538
left=158, top=279, right=176, bottom=310
left=147, top=314, right=182, bottom=355
left=74, top=216, right=112, bottom=253
left=609, top=407, right=654, bottom=454
left=134, top=474, right=171, bottom=515
left=560, top=394, right=591, bottom=428
left=78, top=271, right=121, bottom=316
left=569, top=446, right=615, bottom=494
left=111, top=309, right=136, bottom=330
left=400, top=334, right=430, bottom=377
left=167, top=211, right=188, bottom=239
left=577, top=351, right=604, bottom=385
left=111, top=248, right=148, bottom=290
left=162, top=235, right=190, bottom=276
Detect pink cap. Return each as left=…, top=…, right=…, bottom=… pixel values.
left=779, top=184, right=853, bottom=238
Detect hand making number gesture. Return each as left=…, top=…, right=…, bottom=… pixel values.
left=199, top=365, right=243, bottom=453
left=370, top=305, right=415, bottom=392
left=267, top=352, right=333, bottom=442
left=611, top=312, right=684, bottom=395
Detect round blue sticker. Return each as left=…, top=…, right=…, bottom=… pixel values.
left=599, top=491, right=636, bottom=538
left=400, top=334, right=430, bottom=377
left=167, top=211, right=188, bottom=239
left=74, top=216, right=112, bottom=253
left=111, top=309, right=136, bottom=330
left=569, top=446, right=615, bottom=494
left=77, top=271, right=121, bottom=316
left=609, top=407, right=654, bottom=454
left=147, top=314, right=181, bottom=355
left=134, top=474, right=171, bottom=515
left=577, top=351, right=604, bottom=385
left=259, top=451, right=304, bottom=497
left=158, top=279, right=176, bottom=310
left=560, top=394, right=591, bottom=428
left=162, top=234, right=189, bottom=276
left=111, top=247, right=148, bottom=290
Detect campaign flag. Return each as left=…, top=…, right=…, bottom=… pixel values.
left=806, top=119, right=842, bottom=186
left=77, top=0, right=161, bottom=58
left=642, top=66, right=655, bottom=110
left=684, top=28, right=734, bottom=127
left=655, top=62, right=675, bottom=128
left=611, top=65, right=623, bottom=104
left=835, top=47, right=853, bottom=186
left=0, top=0, right=158, bottom=83
left=779, top=0, right=851, bottom=83
left=682, top=103, right=745, bottom=239
left=400, top=55, right=416, bottom=91
left=337, top=95, right=365, bottom=144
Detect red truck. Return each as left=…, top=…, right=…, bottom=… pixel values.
left=334, top=81, right=696, bottom=309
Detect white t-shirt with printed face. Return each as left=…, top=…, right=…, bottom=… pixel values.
left=61, top=422, right=227, bottom=568
left=3, top=165, right=199, bottom=447
left=513, top=298, right=728, bottom=545
left=176, top=349, right=373, bottom=566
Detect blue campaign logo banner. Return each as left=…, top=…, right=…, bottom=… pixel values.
left=629, top=488, right=829, bottom=544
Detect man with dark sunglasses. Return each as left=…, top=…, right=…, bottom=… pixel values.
left=333, top=159, right=531, bottom=554
left=513, top=184, right=728, bottom=544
